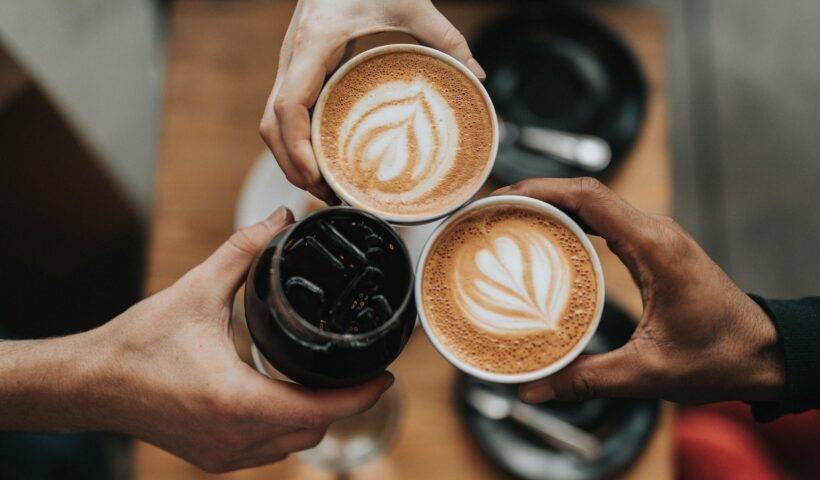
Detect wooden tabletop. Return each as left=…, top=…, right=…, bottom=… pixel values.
left=136, top=1, right=673, bottom=478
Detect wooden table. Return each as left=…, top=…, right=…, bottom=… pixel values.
left=136, top=1, right=673, bottom=478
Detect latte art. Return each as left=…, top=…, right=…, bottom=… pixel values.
left=455, top=229, right=570, bottom=333
left=315, top=48, right=495, bottom=221
left=340, top=79, right=459, bottom=202
left=421, top=204, right=600, bottom=375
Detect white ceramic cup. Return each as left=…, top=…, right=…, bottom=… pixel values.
left=311, top=43, right=499, bottom=226
left=414, top=195, right=606, bottom=384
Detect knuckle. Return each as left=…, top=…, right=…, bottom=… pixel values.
left=273, top=98, right=293, bottom=119
left=201, top=386, right=244, bottom=421
left=642, top=214, right=694, bottom=260
left=294, top=22, right=324, bottom=44
left=228, top=228, right=258, bottom=257
left=568, top=373, right=596, bottom=401
left=441, top=25, right=467, bottom=51
left=259, top=116, right=276, bottom=138
left=576, top=176, right=607, bottom=199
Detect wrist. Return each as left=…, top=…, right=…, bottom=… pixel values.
left=741, top=296, right=785, bottom=401
left=0, top=331, right=107, bottom=432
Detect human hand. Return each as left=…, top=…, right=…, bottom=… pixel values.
left=260, top=0, right=485, bottom=203
left=81, top=207, right=393, bottom=472
left=493, top=178, right=784, bottom=404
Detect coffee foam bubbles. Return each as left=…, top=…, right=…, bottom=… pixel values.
left=454, top=227, right=571, bottom=333
left=422, top=205, right=599, bottom=375
left=317, top=51, right=494, bottom=219
left=338, top=78, right=459, bottom=204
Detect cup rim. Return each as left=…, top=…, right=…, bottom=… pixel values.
left=310, top=43, right=499, bottom=226
left=414, top=195, right=606, bottom=384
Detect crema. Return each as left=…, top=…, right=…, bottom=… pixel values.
left=421, top=205, right=599, bottom=374
left=313, top=47, right=495, bottom=222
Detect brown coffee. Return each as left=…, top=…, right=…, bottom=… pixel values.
left=421, top=205, right=599, bottom=374
left=315, top=48, right=495, bottom=221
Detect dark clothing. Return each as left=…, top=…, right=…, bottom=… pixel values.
left=748, top=295, right=820, bottom=422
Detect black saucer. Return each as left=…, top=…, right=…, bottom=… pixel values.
left=473, top=7, right=647, bottom=182
left=456, top=302, right=659, bottom=480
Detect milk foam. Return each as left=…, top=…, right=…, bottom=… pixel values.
left=336, top=79, right=459, bottom=204
left=454, top=230, right=571, bottom=333
left=317, top=50, right=494, bottom=219
left=421, top=205, right=598, bottom=375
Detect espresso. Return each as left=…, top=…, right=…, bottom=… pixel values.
left=315, top=48, right=495, bottom=221
left=421, top=205, right=598, bottom=374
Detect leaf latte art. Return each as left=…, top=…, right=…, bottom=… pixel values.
left=454, top=229, right=571, bottom=333
left=316, top=50, right=495, bottom=219
left=338, top=79, right=459, bottom=203
left=421, top=205, right=599, bottom=375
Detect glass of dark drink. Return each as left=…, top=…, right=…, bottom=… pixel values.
left=244, top=206, right=416, bottom=388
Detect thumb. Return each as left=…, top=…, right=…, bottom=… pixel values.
left=518, top=346, right=644, bottom=403
left=192, top=206, right=294, bottom=301
left=405, top=5, right=486, bottom=80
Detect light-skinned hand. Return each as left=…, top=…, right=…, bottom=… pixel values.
left=260, top=0, right=485, bottom=202
left=0, top=207, right=393, bottom=473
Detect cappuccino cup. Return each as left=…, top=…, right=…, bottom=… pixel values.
left=415, top=195, right=605, bottom=383
left=311, top=44, right=499, bottom=225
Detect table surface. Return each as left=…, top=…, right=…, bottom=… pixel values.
left=136, top=1, right=673, bottom=478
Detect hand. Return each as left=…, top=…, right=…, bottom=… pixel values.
left=79, top=207, right=393, bottom=472
left=493, top=178, right=784, bottom=404
left=260, top=0, right=485, bottom=203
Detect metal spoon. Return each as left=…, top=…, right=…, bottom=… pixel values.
left=465, top=386, right=603, bottom=462
left=499, top=119, right=611, bottom=172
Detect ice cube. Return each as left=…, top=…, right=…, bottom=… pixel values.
left=284, top=276, right=326, bottom=322
left=288, top=235, right=346, bottom=272
left=317, top=220, right=367, bottom=266
left=327, top=266, right=385, bottom=331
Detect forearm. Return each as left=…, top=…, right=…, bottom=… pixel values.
left=0, top=332, right=102, bottom=432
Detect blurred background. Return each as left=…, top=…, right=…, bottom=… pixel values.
left=1, top=0, right=818, bottom=479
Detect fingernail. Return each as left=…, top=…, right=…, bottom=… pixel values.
left=492, top=185, right=511, bottom=196
left=269, top=206, right=290, bottom=225
left=520, top=383, right=555, bottom=403
left=468, top=58, right=486, bottom=80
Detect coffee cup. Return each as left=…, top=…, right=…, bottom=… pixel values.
left=311, top=44, right=499, bottom=225
left=415, top=195, right=605, bottom=383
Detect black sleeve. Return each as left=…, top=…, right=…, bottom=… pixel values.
left=747, top=295, right=820, bottom=422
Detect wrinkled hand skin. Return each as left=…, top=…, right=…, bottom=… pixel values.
left=0, top=207, right=392, bottom=473
left=260, top=0, right=486, bottom=203
left=494, top=178, right=785, bottom=405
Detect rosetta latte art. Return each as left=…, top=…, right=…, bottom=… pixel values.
left=454, top=229, right=571, bottom=333
left=338, top=79, right=459, bottom=202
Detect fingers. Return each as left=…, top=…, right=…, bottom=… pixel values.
left=191, top=207, right=294, bottom=300
left=249, top=372, right=394, bottom=429
left=494, top=178, right=651, bottom=255
left=405, top=5, right=485, bottom=80
left=259, top=427, right=327, bottom=457
left=225, top=427, right=326, bottom=471
left=261, top=46, right=341, bottom=203
left=519, top=347, right=646, bottom=403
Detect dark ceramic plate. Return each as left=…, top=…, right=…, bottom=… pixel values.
left=473, top=7, right=647, bottom=183
left=456, top=302, right=659, bottom=480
